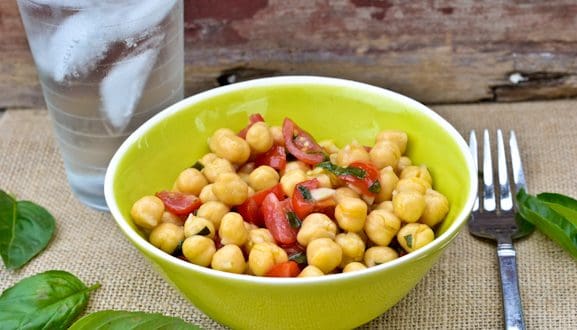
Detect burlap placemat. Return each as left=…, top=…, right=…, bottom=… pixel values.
left=1, top=100, right=576, bottom=329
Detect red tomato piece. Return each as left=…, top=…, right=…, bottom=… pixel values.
left=235, top=184, right=285, bottom=226
left=155, top=191, right=202, bottom=216
left=261, top=193, right=298, bottom=245
left=255, top=145, right=287, bottom=171
left=291, top=179, right=336, bottom=220
left=238, top=113, right=265, bottom=138
left=339, top=161, right=382, bottom=197
left=265, top=261, right=301, bottom=277
left=282, top=118, right=326, bottom=165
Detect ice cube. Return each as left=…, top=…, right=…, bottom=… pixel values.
left=99, top=35, right=163, bottom=133
left=47, top=0, right=177, bottom=82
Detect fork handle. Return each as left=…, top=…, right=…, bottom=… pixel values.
left=497, top=243, right=526, bottom=330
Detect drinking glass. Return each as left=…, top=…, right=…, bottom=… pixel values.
left=17, top=0, right=184, bottom=211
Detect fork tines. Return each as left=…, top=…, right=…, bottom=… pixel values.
left=469, top=129, right=526, bottom=214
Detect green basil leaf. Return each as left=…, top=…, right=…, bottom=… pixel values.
left=297, top=185, right=313, bottom=202
left=0, top=270, right=100, bottom=329
left=69, top=310, right=201, bottom=329
left=316, top=161, right=366, bottom=179
left=537, top=192, right=577, bottom=227
left=286, top=211, right=302, bottom=229
left=517, top=189, right=577, bottom=259
left=0, top=190, right=56, bottom=269
left=288, top=252, right=307, bottom=265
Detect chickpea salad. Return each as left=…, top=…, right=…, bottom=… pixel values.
left=130, top=114, right=450, bottom=277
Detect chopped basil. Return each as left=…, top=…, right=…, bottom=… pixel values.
left=191, top=161, right=204, bottom=171
left=288, top=252, right=307, bottom=265
left=197, top=226, right=211, bottom=236
left=317, top=161, right=366, bottom=179
left=287, top=212, right=302, bottom=229
left=368, top=181, right=382, bottom=194
left=171, top=240, right=184, bottom=257
left=297, top=185, right=313, bottom=201
left=404, top=234, right=413, bottom=248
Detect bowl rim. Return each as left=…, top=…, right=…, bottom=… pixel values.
left=104, top=75, right=477, bottom=285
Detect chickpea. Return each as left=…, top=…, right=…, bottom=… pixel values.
left=199, top=183, right=218, bottom=203
left=245, top=228, right=275, bottom=253
left=307, top=238, right=343, bottom=274
left=375, top=166, right=398, bottom=203
left=306, top=167, right=334, bottom=188
left=211, top=244, right=247, bottom=274
left=318, top=139, right=340, bottom=154
left=148, top=223, right=185, bottom=254
left=212, top=173, right=249, bottom=206
left=269, top=125, right=284, bottom=146
left=130, top=195, right=164, bottom=230
left=400, top=165, right=433, bottom=187
left=334, top=197, right=368, bottom=232
left=335, top=232, right=365, bottom=267
left=420, top=189, right=450, bottom=228
left=283, top=161, right=310, bottom=175
left=219, top=212, right=250, bottom=246
left=199, top=153, right=219, bottom=166
left=238, top=162, right=256, bottom=184
left=248, top=165, right=280, bottom=191
left=335, top=141, right=371, bottom=167
left=369, top=140, right=401, bottom=170
left=374, top=200, right=394, bottom=213
left=184, top=215, right=216, bottom=239
left=376, top=130, right=408, bottom=154
left=173, top=168, right=208, bottom=196
left=182, top=235, right=216, bottom=267
left=342, top=262, right=367, bottom=273
left=196, top=201, right=229, bottom=229
left=280, top=169, right=308, bottom=197
left=161, top=211, right=184, bottom=226
left=202, top=157, right=235, bottom=183
left=297, top=213, right=338, bottom=246
left=364, top=209, right=401, bottom=246
left=395, top=178, right=429, bottom=194
left=334, top=187, right=360, bottom=203
left=209, top=128, right=251, bottom=165
left=248, top=242, right=288, bottom=276
left=393, top=190, right=426, bottom=223
left=246, top=122, right=274, bottom=154
left=364, top=246, right=398, bottom=267
left=298, top=265, right=324, bottom=277
left=396, top=156, right=412, bottom=174
left=397, top=223, right=435, bottom=252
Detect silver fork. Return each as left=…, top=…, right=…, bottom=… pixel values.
left=468, top=129, right=533, bottom=330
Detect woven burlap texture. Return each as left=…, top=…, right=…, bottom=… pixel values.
left=1, top=100, right=576, bottom=329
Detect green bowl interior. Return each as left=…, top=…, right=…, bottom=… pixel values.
left=112, top=81, right=470, bottom=238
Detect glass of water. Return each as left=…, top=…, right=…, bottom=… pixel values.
left=17, top=0, right=184, bottom=211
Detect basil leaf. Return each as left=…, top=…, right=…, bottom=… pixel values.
left=69, top=310, right=201, bottom=329
left=297, top=185, right=313, bottom=201
left=404, top=234, right=413, bottom=248
left=287, top=212, right=302, bottom=229
left=517, top=189, right=577, bottom=259
left=316, top=161, right=366, bottom=178
left=0, top=270, right=100, bottom=329
left=0, top=190, right=56, bottom=269
left=368, top=181, right=382, bottom=194
left=536, top=192, right=577, bottom=227
left=288, top=252, right=307, bottom=265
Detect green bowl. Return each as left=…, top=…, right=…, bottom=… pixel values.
left=105, top=76, right=477, bottom=330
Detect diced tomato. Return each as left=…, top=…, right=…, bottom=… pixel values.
left=265, top=261, right=301, bottom=277
left=238, top=113, right=266, bottom=138
left=155, top=191, right=202, bottom=216
left=339, top=161, right=382, bottom=197
left=235, top=184, right=285, bottom=226
left=261, top=193, right=298, bottom=245
left=282, top=118, right=326, bottom=165
left=255, top=145, right=287, bottom=171
left=291, top=179, right=336, bottom=220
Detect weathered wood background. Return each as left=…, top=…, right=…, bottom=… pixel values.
left=3, top=0, right=577, bottom=109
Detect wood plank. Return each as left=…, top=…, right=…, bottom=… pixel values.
left=3, top=0, right=577, bottom=109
